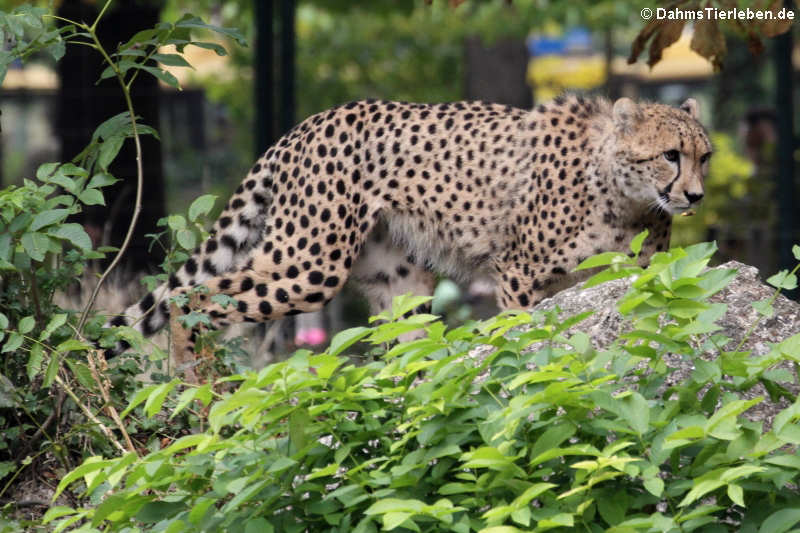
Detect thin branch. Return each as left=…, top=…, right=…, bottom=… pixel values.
left=54, top=374, right=126, bottom=454
left=77, top=6, right=145, bottom=334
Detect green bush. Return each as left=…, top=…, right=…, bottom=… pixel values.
left=0, top=3, right=244, bottom=527
left=42, top=240, right=800, bottom=532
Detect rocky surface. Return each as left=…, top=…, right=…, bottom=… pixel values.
left=474, top=261, right=800, bottom=424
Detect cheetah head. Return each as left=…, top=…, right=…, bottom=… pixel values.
left=611, top=97, right=712, bottom=215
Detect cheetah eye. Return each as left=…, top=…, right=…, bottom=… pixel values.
left=699, top=152, right=712, bottom=164
left=663, top=150, right=680, bottom=163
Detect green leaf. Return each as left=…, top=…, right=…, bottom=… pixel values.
left=30, top=208, right=70, bottom=231
left=327, top=327, right=371, bottom=357
left=767, top=270, right=798, bottom=291
left=289, top=408, right=311, bottom=452
left=245, top=518, right=274, bottom=533
left=667, top=298, right=709, bottom=319
left=644, top=477, right=664, bottom=497
left=2, top=332, right=23, bottom=353
left=21, top=231, right=51, bottom=261
left=152, top=52, right=193, bottom=68
left=759, top=508, right=800, bottom=533
left=97, top=135, right=125, bottom=170
left=120, top=384, right=158, bottom=419
left=727, top=483, right=744, bottom=507
left=679, top=475, right=726, bottom=507
left=188, top=194, right=217, bottom=221
left=41, top=506, right=78, bottom=525
left=18, top=315, right=35, bottom=334
left=630, top=229, right=649, bottom=256
left=138, top=64, right=181, bottom=88
left=64, top=359, right=95, bottom=390
left=793, top=244, right=800, bottom=261
left=36, top=162, right=59, bottom=181
left=78, top=188, right=105, bottom=206
left=40, top=313, right=67, bottom=341
left=48, top=223, right=93, bottom=250
left=167, top=215, right=186, bottom=231
left=752, top=299, right=774, bottom=318
left=42, top=350, right=59, bottom=388
left=574, top=251, right=632, bottom=271
left=27, top=343, right=44, bottom=381
left=87, top=173, right=118, bottom=189
left=144, top=379, right=180, bottom=418
left=176, top=228, right=196, bottom=250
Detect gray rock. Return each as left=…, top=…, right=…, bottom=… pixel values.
left=473, top=261, right=800, bottom=424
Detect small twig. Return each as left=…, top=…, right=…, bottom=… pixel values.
left=54, top=374, right=126, bottom=455
left=86, top=348, right=137, bottom=453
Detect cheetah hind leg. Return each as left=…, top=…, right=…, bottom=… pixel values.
left=350, top=233, right=436, bottom=342
left=169, top=261, right=351, bottom=381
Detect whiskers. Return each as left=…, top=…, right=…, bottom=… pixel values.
left=648, top=195, right=670, bottom=214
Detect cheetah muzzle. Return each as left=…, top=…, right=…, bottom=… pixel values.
left=105, top=95, right=712, bottom=377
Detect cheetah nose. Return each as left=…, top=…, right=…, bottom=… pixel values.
left=684, top=191, right=704, bottom=204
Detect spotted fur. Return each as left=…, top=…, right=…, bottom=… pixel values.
left=106, top=95, right=711, bottom=368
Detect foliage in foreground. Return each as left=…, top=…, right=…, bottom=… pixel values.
left=41, top=240, right=800, bottom=532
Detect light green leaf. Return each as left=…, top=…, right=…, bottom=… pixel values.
left=167, top=214, right=186, bottom=231
left=188, top=194, right=216, bottom=221
left=644, top=477, right=664, bottom=497
left=759, top=508, right=800, bottom=533
left=144, top=379, right=180, bottom=418
left=120, top=384, right=158, bottom=419
left=327, top=327, right=371, bottom=357
left=727, top=484, right=744, bottom=507
left=630, top=229, right=649, bottom=255
left=41, top=506, right=78, bottom=524
left=2, top=332, right=23, bottom=353
left=678, top=477, right=725, bottom=507
left=383, top=512, right=414, bottom=531
left=176, top=228, right=196, bottom=250
left=767, top=270, right=798, bottom=291
left=752, top=299, right=774, bottom=318
left=18, top=316, right=35, bottom=335
left=574, top=251, right=632, bottom=271
left=97, top=135, right=125, bottom=170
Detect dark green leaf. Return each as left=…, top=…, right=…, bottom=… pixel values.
left=79, top=188, right=105, bottom=206
left=48, top=223, right=93, bottom=250
left=29, top=208, right=70, bottom=231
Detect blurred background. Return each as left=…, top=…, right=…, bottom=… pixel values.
left=1, top=0, right=798, bottom=354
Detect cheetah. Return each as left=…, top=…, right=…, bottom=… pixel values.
left=106, top=95, right=711, bottom=373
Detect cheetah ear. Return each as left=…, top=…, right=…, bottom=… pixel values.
left=679, top=98, right=699, bottom=119
left=612, top=97, right=641, bottom=134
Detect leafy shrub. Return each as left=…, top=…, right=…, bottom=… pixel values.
left=43, top=239, right=800, bottom=532
left=0, top=3, right=244, bottom=526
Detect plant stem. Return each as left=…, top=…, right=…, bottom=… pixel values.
left=90, top=0, right=114, bottom=32
left=77, top=6, right=144, bottom=334
left=54, top=374, right=127, bottom=454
